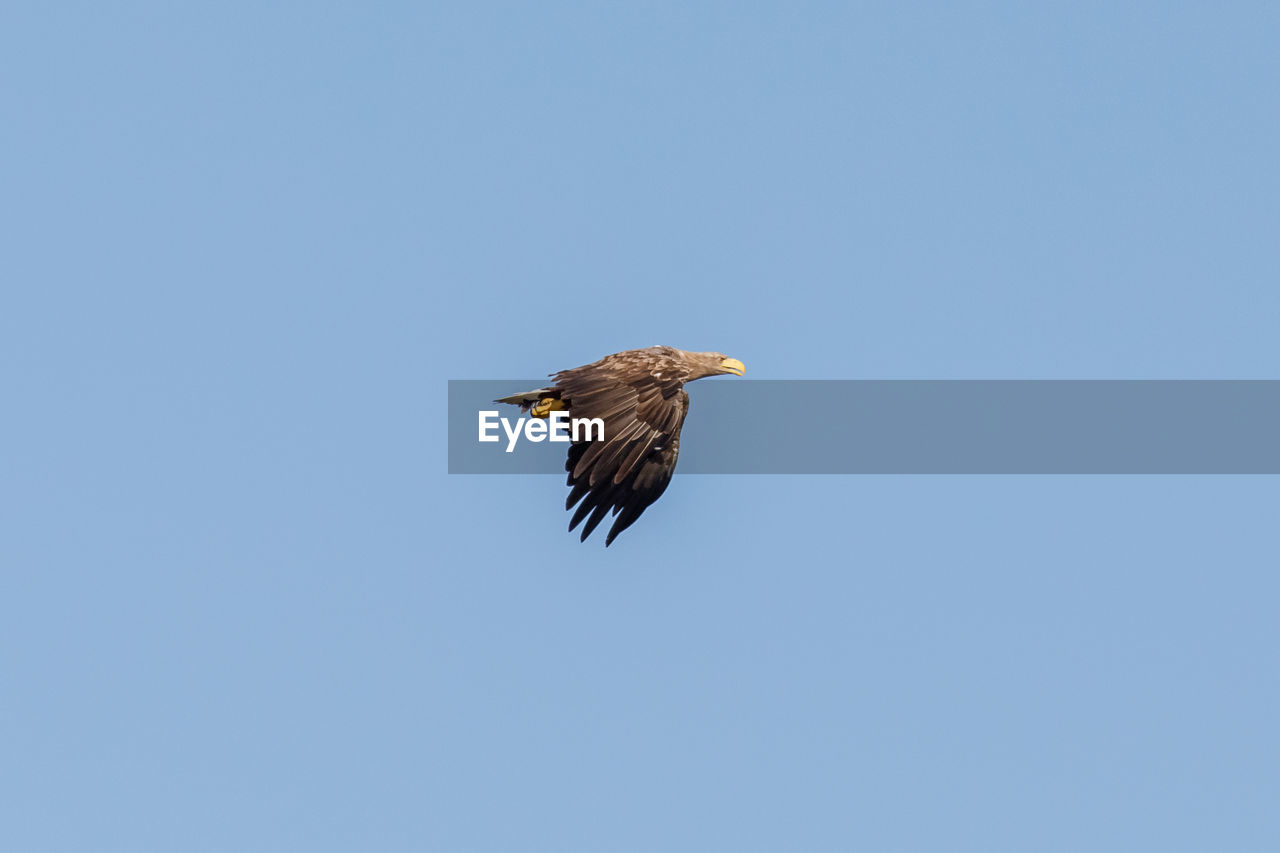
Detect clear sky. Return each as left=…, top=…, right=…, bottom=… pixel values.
left=3, top=2, right=1278, bottom=851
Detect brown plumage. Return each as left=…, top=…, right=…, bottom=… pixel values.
left=495, top=346, right=746, bottom=546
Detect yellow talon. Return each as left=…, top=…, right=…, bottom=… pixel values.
left=531, top=397, right=567, bottom=418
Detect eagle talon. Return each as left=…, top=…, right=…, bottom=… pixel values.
left=531, top=397, right=565, bottom=418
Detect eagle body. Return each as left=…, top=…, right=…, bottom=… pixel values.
left=496, top=346, right=745, bottom=546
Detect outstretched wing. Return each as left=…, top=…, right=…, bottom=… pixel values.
left=556, top=365, right=690, bottom=546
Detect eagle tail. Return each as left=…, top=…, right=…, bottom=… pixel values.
left=493, top=387, right=558, bottom=412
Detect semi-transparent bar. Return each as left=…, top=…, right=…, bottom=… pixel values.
left=448, top=380, right=1280, bottom=474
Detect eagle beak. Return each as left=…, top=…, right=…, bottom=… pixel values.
left=719, top=357, right=745, bottom=376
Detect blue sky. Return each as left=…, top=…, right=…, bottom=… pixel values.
left=3, top=2, right=1278, bottom=850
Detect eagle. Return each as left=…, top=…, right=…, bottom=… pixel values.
left=495, top=346, right=746, bottom=546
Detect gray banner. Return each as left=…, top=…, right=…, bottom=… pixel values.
left=448, top=380, right=1280, bottom=474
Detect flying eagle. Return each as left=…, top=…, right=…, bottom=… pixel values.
left=496, top=346, right=746, bottom=546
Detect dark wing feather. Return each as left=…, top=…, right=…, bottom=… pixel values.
left=602, top=441, right=679, bottom=545
left=556, top=358, right=689, bottom=546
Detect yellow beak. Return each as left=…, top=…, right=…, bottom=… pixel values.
left=719, top=357, right=745, bottom=376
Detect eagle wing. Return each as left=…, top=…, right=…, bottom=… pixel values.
left=554, top=364, right=690, bottom=546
